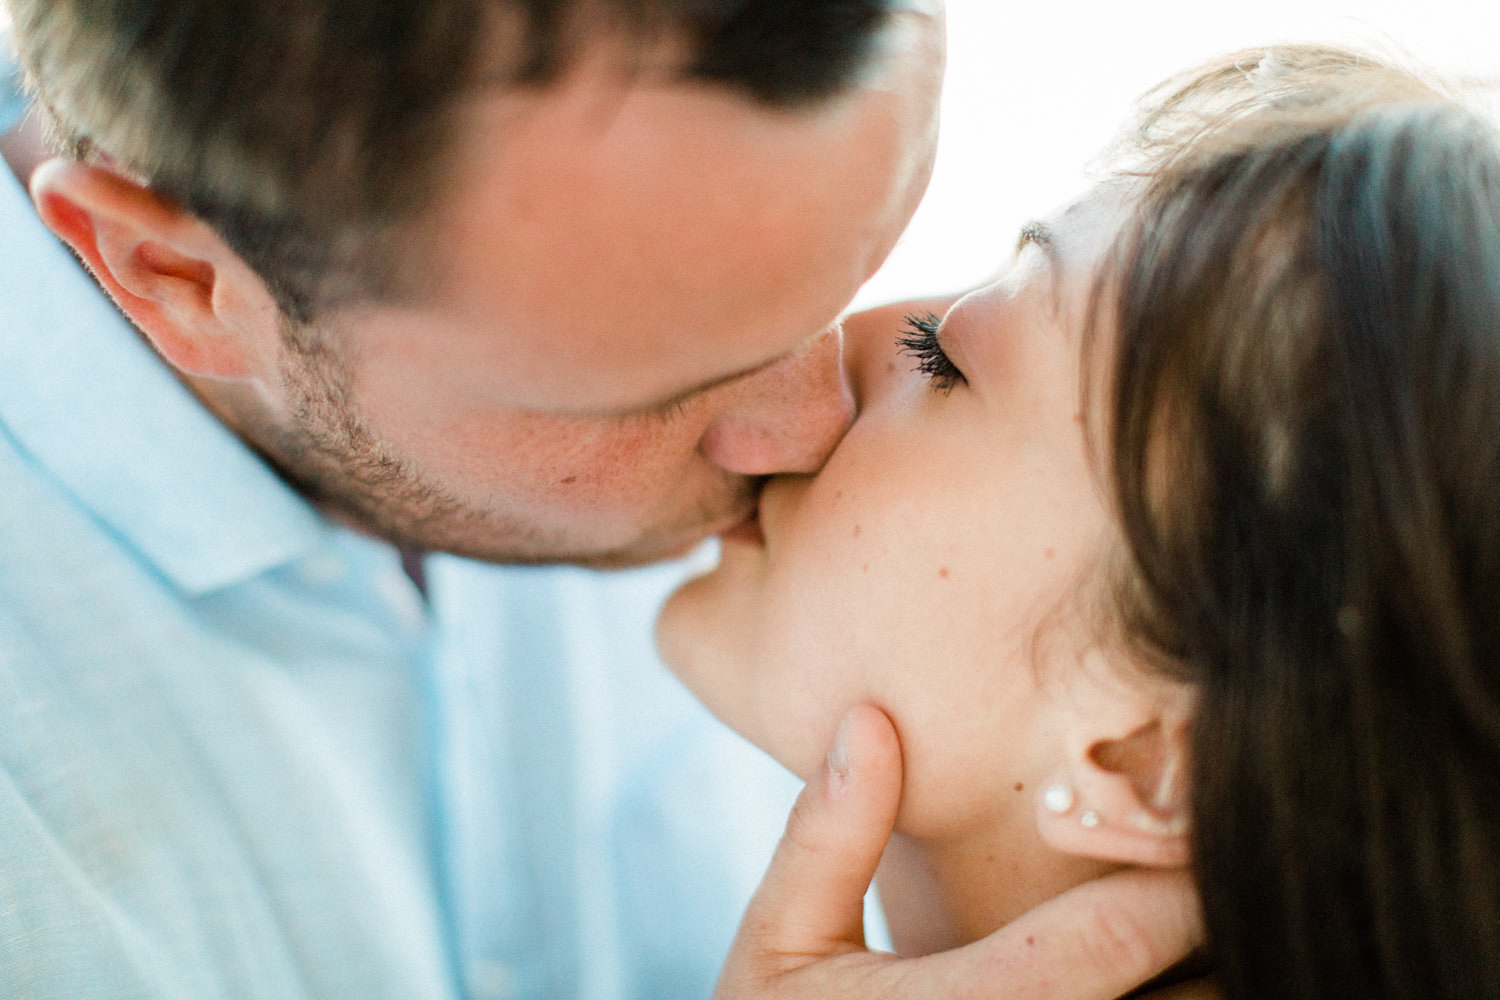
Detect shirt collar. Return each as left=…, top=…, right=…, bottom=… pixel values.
left=0, top=146, right=332, bottom=595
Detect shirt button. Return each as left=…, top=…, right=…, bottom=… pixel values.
left=467, top=959, right=517, bottom=1000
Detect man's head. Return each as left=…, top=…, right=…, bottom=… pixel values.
left=7, top=0, right=944, bottom=564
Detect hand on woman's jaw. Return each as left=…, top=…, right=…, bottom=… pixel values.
left=873, top=654, right=1195, bottom=957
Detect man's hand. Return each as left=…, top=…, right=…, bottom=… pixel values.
left=716, top=704, right=1203, bottom=1000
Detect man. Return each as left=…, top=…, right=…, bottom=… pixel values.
left=0, top=1, right=1199, bottom=997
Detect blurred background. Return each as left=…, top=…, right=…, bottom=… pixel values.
left=855, top=0, right=1500, bottom=309
left=5, top=1, right=1491, bottom=309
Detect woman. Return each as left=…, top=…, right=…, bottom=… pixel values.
left=657, top=44, right=1500, bottom=999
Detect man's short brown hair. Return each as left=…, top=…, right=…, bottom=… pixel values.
left=5, top=0, right=898, bottom=319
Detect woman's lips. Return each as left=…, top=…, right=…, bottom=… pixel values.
left=720, top=508, right=764, bottom=545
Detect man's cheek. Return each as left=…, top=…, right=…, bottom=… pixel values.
left=542, top=421, right=705, bottom=493
left=528, top=428, right=702, bottom=509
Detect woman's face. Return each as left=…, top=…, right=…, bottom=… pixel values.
left=656, top=189, right=1127, bottom=841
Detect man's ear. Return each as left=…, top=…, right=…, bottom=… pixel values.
left=29, top=157, right=281, bottom=380
left=1035, top=652, right=1194, bottom=869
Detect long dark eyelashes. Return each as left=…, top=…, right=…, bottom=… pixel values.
left=898, top=311, right=966, bottom=394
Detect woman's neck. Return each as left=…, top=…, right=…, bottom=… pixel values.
left=876, top=824, right=1120, bottom=956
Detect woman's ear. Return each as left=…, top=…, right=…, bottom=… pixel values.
left=29, top=157, right=280, bottom=380
left=1035, top=652, right=1194, bottom=869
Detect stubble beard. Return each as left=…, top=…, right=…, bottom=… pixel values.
left=255, top=336, right=755, bottom=568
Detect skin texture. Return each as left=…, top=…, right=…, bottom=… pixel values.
left=657, top=187, right=1197, bottom=953
left=22, top=8, right=945, bottom=566
left=5, top=8, right=1210, bottom=989
left=711, top=704, right=1210, bottom=1000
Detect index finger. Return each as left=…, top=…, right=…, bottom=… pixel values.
left=891, top=869, right=1202, bottom=1000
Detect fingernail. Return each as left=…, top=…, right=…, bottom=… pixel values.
left=827, top=714, right=853, bottom=787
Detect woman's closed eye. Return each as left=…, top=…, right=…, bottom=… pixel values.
left=898, top=311, right=967, bottom=394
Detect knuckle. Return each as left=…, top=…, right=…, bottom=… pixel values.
left=779, top=791, right=826, bottom=858
left=734, top=908, right=782, bottom=954
left=732, top=896, right=809, bottom=972
left=1078, top=900, right=1174, bottom=976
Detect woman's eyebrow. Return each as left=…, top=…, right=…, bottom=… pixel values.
left=1016, top=219, right=1060, bottom=265
left=1017, top=218, right=1066, bottom=312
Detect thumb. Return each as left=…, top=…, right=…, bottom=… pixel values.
left=723, top=704, right=902, bottom=979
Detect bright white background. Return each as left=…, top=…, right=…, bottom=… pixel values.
left=857, top=0, right=1500, bottom=308
left=5, top=1, right=1493, bottom=306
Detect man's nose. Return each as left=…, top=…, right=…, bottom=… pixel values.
left=698, top=328, right=855, bottom=476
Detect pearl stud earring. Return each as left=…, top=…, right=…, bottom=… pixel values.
left=1042, top=784, right=1075, bottom=814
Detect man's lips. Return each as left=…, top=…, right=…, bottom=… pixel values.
left=720, top=507, right=764, bottom=545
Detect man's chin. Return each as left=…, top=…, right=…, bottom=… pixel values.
left=405, top=521, right=725, bottom=570
left=575, top=538, right=710, bottom=571
left=312, top=482, right=750, bottom=568
left=476, top=508, right=756, bottom=569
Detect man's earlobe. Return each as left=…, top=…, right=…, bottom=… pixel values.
left=30, top=157, right=264, bottom=380
left=1034, top=658, right=1194, bottom=869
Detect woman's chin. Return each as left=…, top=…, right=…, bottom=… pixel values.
left=654, top=569, right=715, bottom=683
left=657, top=572, right=751, bottom=718
left=655, top=577, right=812, bottom=778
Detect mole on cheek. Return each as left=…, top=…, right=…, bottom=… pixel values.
left=853, top=523, right=861, bottom=538
left=938, top=567, right=950, bottom=579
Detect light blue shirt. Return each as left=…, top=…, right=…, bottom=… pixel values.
left=0, top=50, right=797, bottom=1000
left=428, top=558, right=801, bottom=1000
